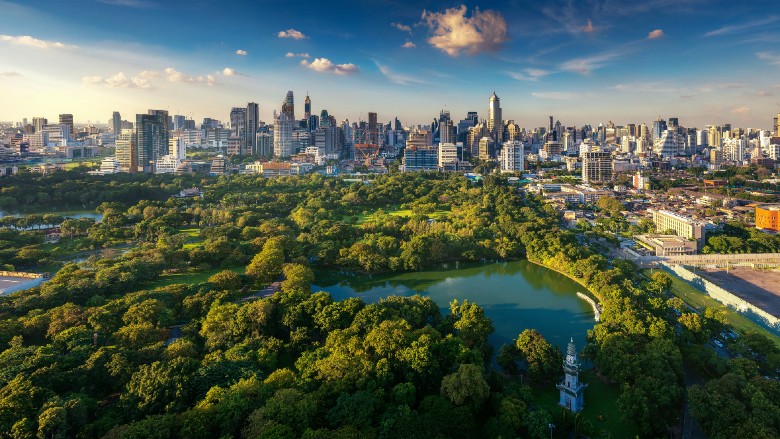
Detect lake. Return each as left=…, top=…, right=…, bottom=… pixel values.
left=313, top=260, right=595, bottom=353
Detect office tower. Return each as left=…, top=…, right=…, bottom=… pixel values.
left=136, top=109, right=169, bottom=173
left=308, top=115, right=319, bottom=132
left=273, top=111, right=293, bottom=158
left=654, top=130, right=679, bottom=157
left=112, top=112, right=122, bottom=135
left=723, top=137, right=746, bottom=163
left=230, top=107, right=246, bottom=138
left=257, top=132, right=273, bottom=158
left=478, top=136, right=495, bottom=160
left=639, top=123, right=649, bottom=141
left=652, top=117, right=667, bottom=142
left=282, top=91, right=295, bottom=120
left=487, top=92, right=502, bottom=143
left=58, top=114, right=74, bottom=139
left=32, top=117, right=47, bottom=133
left=367, top=112, right=378, bottom=145
left=775, top=113, right=780, bottom=136
left=667, top=117, right=679, bottom=130
left=505, top=121, right=520, bottom=141
left=246, top=102, right=259, bottom=155
left=467, top=111, right=478, bottom=124
left=708, top=125, right=722, bottom=148
left=582, top=150, right=613, bottom=184
left=320, top=110, right=330, bottom=128
left=499, top=140, right=524, bottom=172
left=438, top=142, right=459, bottom=168
left=115, top=128, right=136, bottom=173
left=304, top=94, right=311, bottom=121
left=438, top=110, right=454, bottom=145
left=173, top=115, right=186, bottom=131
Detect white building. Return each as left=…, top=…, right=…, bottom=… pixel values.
left=653, top=130, right=679, bottom=157
left=722, top=137, right=746, bottom=163
left=438, top=143, right=459, bottom=168
left=499, top=140, right=524, bottom=172
left=155, top=154, right=181, bottom=174
left=98, top=157, right=120, bottom=175
left=273, top=111, right=293, bottom=158
left=169, top=137, right=186, bottom=160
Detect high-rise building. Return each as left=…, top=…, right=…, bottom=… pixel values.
left=438, top=110, right=454, bottom=145
left=273, top=111, right=293, bottom=158
left=59, top=114, right=74, bottom=139
left=438, top=142, right=459, bottom=168
left=282, top=91, right=295, bottom=120
left=172, top=115, right=186, bottom=131
left=499, top=140, right=524, bottom=172
left=229, top=107, right=247, bottom=155
left=652, top=117, right=667, bottom=142
left=246, top=102, right=259, bottom=155
left=32, top=117, right=47, bottom=133
left=115, top=128, right=136, bottom=173
left=653, top=130, right=679, bottom=157
left=112, top=111, right=122, bottom=136
left=581, top=150, right=613, bottom=184
left=478, top=136, right=495, bottom=160
left=304, top=94, right=311, bottom=121
left=136, top=109, right=169, bottom=173
left=774, top=113, right=780, bottom=136
left=368, top=112, right=378, bottom=145
left=487, top=92, right=503, bottom=143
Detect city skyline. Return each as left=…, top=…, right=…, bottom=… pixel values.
left=1, top=0, right=779, bottom=128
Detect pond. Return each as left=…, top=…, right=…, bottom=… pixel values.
left=313, top=260, right=595, bottom=353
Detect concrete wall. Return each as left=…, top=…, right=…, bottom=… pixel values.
left=662, top=264, right=780, bottom=335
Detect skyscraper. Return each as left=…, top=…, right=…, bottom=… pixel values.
left=273, top=111, right=293, bottom=158
left=368, top=112, right=378, bottom=145
left=582, top=150, right=613, bottom=184
left=230, top=107, right=247, bottom=139
left=246, top=102, right=259, bottom=155
left=775, top=113, right=779, bottom=137
left=652, top=117, right=667, bottom=142
left=282, top=91, right=295, bottom=120
left=487, top=92, right=502, bottom=143
left=112, top=111, right=122, bottom=136
left=304, top=94, right=311, bottom=121
left=32, top=117, right=47, bottom=133
left=173, top=115, right=186, bottom=131
left=115, top=128, right=136, bottom=173
left=59, top=114, right=74, bottom=139
left=438, top=110, right=454, bottom=145
left=136, top=109, right=169, bottom=173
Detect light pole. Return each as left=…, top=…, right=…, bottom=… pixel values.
left=549, top=423, right=555, bottom=439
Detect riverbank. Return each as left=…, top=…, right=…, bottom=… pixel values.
left=525, top=257, right=602, bottom=303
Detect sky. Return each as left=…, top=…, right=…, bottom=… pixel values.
left=1, top=0, right=779, bottom=130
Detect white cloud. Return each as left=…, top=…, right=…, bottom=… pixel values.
left=730, top=106, right=750, bottom=115
left=164, top=67, right=218, bottom=85
left=391, top=22, right=412, bottom=33
left=401, top=41, right=416, bottom=49
left=757, top=52, right=780, bottom=66
left=421, top=5, right=508, bottom=56
left=560, top=50, right=624, bottom=75
left=757, top=90, right=773, bottom=97
left=705, top=16, right=780, bottom=37
left=0, top=34, right=72, bottom=49
left=285, top=52, right=311, bottom=58
left=82, top=72, right=152, bottom=89
left=531, top=91, right=586, bottom=100
left=300, top=58, right=358, bottom=75
left=509, top=68, right=553, bottom=81
left=582, top=19, right=596, bottom=33
left=647, top=29, right=665, bottom=39
left=0, top=71, right=20, bottom=77
left=222, top=67, right=244, bottom=76
left=375, top=62, right=424, bottom=85
left=278, top=29, right=307, bottom=39
left=236, top=49, right=247, bottom=56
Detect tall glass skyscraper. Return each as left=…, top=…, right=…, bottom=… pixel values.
left=487, top=92, right=502, bottom=143
left=136, top=109, right=169, bottom=173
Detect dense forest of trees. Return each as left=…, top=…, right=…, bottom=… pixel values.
left=0, top=170, right=778, bottom=438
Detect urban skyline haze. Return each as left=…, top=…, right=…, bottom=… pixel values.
left=1, top=0, right=779, bottom=129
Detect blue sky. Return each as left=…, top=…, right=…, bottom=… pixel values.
left=1, top=0, right=779, bottom=129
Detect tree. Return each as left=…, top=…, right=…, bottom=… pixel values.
left=515, top=329, right=562, bottom=383
left=247, top=237, right=285, bottom=284
left=440, top=364, right=489, bottom=409
left=449, top=299, right=494, bottom=349
left=280, top=263, right=314, bottom=295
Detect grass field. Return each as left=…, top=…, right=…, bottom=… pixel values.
left=346, top=206, right=451, bottom=224
left=144, top=265, right=244, bottom=289
left=532, top=370, right=638, bottom=438
left=178, top=227, right=204, bottom=250
left=645, top=269, right=780, bottom=349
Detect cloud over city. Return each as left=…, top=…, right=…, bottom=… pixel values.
left=421, top=6, right=508, bottom=56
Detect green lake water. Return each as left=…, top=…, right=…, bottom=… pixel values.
left=313, top=260, right=595, bottom=353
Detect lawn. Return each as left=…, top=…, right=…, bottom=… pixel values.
left=178, top=227, right=204, bottom=250
left=144, top=265, right=244, bottom=289
left=345, top=206, right=451, bottom=224
left=532, top=370, right=638, bottom=438
left=644, top=269, right=780, bottom=349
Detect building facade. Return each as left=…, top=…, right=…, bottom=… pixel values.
left=756, top=204, right=780, bottom=232
left=557, top=338, right=587, bottom=413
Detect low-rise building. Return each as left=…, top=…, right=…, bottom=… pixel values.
left=636, top=234, right=698, bottom=256
left=649, top=209, right=706, bottom=247
left=756, top=204, right=780, bottom=232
